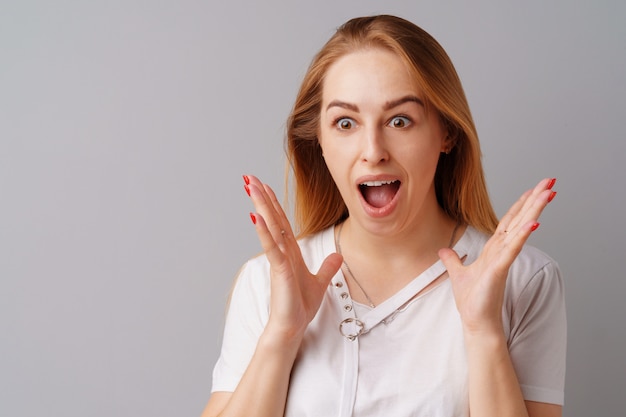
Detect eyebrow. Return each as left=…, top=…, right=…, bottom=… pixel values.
left=325, top=100, right=359, bottom=112
left=384, top=95, right=424, bottom=110
left=325, top=95, right=425, bottom=112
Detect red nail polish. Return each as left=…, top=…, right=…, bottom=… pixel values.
left=531, top=222, right=540, bottom=232
left=244, top=184, right=251, bottom=196
left=243, top=175, right=250, bottom=185
left=548, top=191, right=557, bottom=202
left=547, top=178, right=556, bottom=189
left=249, top=213, right=257, bottom=225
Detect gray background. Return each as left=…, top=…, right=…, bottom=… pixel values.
left=1, top=1, right=624, bottom=416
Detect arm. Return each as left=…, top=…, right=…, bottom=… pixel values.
left=526, top=401, right=562, bottom=417
left=440, top=178, right=562, bottom=417
left=201, top=327, right=302, bottom=417
left=201, top=175, right=342, bottom=417
left=463, top=331, right=562, bottom=417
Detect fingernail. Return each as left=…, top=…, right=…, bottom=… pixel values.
left=244, top=184, right=251, bottom=196
left=243, top=175, right=250, bottom=185
left=531, top=222, right=540, bottom=232
left=548, top=191, right=557, bottom=202
left=547, top=178, right=556, bottom=189
left=249, top=213, right=257, bottom=225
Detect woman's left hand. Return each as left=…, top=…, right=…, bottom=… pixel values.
left=438, top=178, right=557, bottom=335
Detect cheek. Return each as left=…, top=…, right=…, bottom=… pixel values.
left=321, top=151, right=345, bottom=182
left=398, top=141, right=443, bottom=176
left=319, top=148, right=353, bottom=192
left=318, top=132, right=346, bottom=171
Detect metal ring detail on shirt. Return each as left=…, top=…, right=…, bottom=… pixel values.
left=339, top=317, right=364, bottom=341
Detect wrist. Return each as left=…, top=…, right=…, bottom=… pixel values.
left=259, top=322, right=305, bottom=355
left=462, top=324, right=507, bottom=350
left=461, top=310, right=506, bottom=339
left=462, top=330, right=510, bottom=365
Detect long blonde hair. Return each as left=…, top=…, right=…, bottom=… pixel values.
left=286, top=15, right=498, bottom=237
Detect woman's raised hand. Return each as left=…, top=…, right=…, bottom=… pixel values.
left=439, top=178, right=558, bottom=335
left=244, top=175, right=343, bottom=344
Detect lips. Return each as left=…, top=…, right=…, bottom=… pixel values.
left=358, top=179, right=401, bottom=209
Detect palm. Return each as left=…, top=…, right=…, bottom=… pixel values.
left=439, top=178, right=557, bottom=334
left=245, top=175, right=342, bottom=340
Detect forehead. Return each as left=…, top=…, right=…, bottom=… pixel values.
left=322, top=48, right=423, bottom=106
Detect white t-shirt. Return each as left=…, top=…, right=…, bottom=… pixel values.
left=212, top=226, right=566, bottom=416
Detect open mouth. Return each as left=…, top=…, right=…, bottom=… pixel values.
left=358, top=180, right=401, bottom=208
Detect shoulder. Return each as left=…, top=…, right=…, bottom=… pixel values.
left=464, top=226, right=563, bottom=297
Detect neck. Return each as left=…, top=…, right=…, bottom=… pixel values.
left=334, top=209, right=462, bottom=307
left=338, top=209, right=458, bottom=264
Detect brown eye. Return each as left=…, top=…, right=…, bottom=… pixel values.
left=389, top=116, right=410, bottom=128
left=336, top=118, right=355, bottom=130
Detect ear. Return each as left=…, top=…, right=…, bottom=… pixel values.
left=317, top=137, right=325, bottom=158
left=441, top=134, right=456, bottom=154
left=439, top=116, right=457, bottom=154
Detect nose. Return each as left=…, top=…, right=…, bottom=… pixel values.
left=361, top=126, right=389, bottom=164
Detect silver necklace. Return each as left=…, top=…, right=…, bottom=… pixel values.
left=335, top=221, right=461, bottom=308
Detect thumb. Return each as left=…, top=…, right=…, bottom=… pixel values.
left=316, top=253, right=343, bottom=286
left=438, top=247, right=463, bottom=276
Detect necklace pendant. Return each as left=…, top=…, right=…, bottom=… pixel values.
left=339, top=317, right=364, bottom=341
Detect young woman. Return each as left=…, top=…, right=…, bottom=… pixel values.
left=202, top=15, right=566, bottom=417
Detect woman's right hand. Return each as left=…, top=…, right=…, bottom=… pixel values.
left=244, top=175, right=343, bottom=345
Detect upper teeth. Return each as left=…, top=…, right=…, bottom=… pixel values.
left=360, top=180, right=397, bottom=187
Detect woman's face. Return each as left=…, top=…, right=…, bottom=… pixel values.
left=319, top=48, right=450, bottom=235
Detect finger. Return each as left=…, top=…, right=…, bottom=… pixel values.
left=250, top=212, right=289, bottom=268
left=246, top=175, right=289, bottom=232
left=438, top=247, right=464, bottom=276
left=246, top=175, right=308, bottom=273
left=496, top=189, right=532, bottom=235
left=315, top=253, right=343, bottom=287
left=493, top=186, right=551, bottom=267
left=263, top=182, right=295, bottom=241
left=498, top=178, right=557, bottom=236
left=262, top=182, right=305, bottom=262
left=506, top=178, right=555, bottom=232
left=507, top=191, right=555, bottom=238
left=246, top=176, right=288, bottom=245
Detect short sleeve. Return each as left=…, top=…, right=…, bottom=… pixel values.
left=211, top=257, right=271, bottom=393
left=507, top=259, right=567, bottom=405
